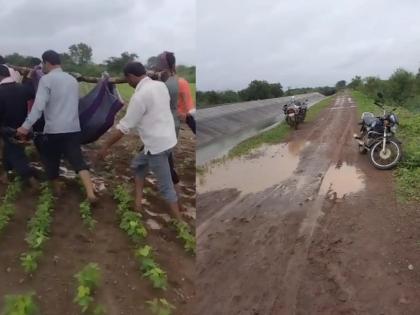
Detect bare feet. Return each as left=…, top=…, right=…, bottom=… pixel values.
left=52, top=180, right=66, bottom=196
left=0, top=173, right=9, bottom=184
left=27, top=177, right=39, bottom=194
left=135, top=202, right=143, bottom=213
left=87, top=194, right=98, bottom=206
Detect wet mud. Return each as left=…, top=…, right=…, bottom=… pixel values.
left=196, top=92, right=420, bottom=315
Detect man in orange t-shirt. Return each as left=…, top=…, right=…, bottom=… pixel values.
left=177, top=77, right=195, bottom=134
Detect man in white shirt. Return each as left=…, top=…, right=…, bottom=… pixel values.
left=97, top=62, right=182, bottom=221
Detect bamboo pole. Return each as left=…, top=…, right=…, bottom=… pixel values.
left=9, top=65, right=132, bottom=84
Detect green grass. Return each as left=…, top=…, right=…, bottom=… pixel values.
left=117, top=83, right=133, bottom=103
left=351, top=90, right=420, bottom=202
left=189, top=83, right=196, bottom=103
left=228, top=123, right=290, bottom=158
left=306, top=96, right=333, bottom=122
left=394, top=111, right=420, bottom=201
left=118, top=83, right=196, bottom=104
left=80, top=81, right=195, bottom=105
left=79, top=82, right=95, bottom=97
left=228, top=96, right=333, bottom=158
left=351, top=90, right=378, bottom=116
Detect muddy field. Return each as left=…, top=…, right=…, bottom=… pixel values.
left=0, top=125, right=195, bottom=315
left=196, top=92, right=420, bottom=314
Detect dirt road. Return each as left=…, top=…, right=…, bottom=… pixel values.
left=196, top=92, right=420, bottom=315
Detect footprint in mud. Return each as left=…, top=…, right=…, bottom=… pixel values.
left=74, top=233, right=92, bottom=243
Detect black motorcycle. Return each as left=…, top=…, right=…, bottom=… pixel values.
left=353, top=93, right=402, bottom=170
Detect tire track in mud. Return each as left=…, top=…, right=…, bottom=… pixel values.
left=196, top=93, right=369, bottom=315
left=268, top=93, right=359, bottom=314
left=270, top=94, right=359, bottom=314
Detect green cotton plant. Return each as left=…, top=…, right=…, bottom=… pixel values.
left=21, top=184, right=54, bottom=274
left=120, top=211, right=147, bottom=243
left=20, top=251, right=42, bottom=274
left=79, top=200, right=97, bottom=230
left=0, top=178, right=23, bottom=235
left=146, top=298, right=175, bottom=315
left=134, top=245, right=168, bottom=290
left=113, top=185, right=127, bottom=202
left=2, top=292, right=40, bottom=315
left=74, top=285, right=94, bottom=313
left=92, top=305, right=106, bottom=315
left=113, top=184, right=133, bottom=214
left=25, top=230, right=49, bottom=250
left=172, top=220, right=196, bottom=255
left=135, top=245, right=156, bottom=270
left=144, top=267, right=168, bottom=290
left=73, top=263, right=103, bottom=314
left=75, top=263, right=101, bottom=289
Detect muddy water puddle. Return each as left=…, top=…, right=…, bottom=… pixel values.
left=198, top=141, right=309, bottom=194
left=319, top=162, right=365, bottom=199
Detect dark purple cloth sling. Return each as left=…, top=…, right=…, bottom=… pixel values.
left=31, top=68, right=124, bottom=144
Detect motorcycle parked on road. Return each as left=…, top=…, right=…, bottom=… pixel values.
left=353, top=93, right=402, bottom=170
left=283, top=99, right=308, bottom=130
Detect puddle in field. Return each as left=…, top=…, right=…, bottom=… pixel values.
left=319, top=162, right=365, bottom=199
left=198, top=141, right=310, bottom=194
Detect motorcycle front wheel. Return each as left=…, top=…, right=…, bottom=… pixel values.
left=369, top=139, right=402, bottom=170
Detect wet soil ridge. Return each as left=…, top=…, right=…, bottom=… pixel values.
left=196, top=92, right=420, bottom=315
left=0, top=127, right=195, bottom=315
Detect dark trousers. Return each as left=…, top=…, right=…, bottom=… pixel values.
left=39, top=132, right=88, bottom=180
left=186, top=114, right=196, bottom=134
left=2, top=137, right=33, bottom=179
left=168, top=152, right=180, bottom=185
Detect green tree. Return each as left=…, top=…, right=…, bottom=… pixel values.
left=387, top=68, right=415, bottom=105
left=177, top=65, right=195, bottom=83
left=361, top=76, right=383, bottom=98
left=240, top=80, right=272, bottom=101
left=335, top=80, right=347, bottom=90
left=105, top=52, right=139, bottom=75
left=348, top=76, right=362, bottom=90
left=69, top=43, right=93, bottom=65
left=219, top=90, right=240, bottom=103
left=269, top=83, right=284, bottom=97
left=4, top=53, right=41, bottom=67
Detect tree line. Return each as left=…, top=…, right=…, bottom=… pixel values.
left=197, top=80, right=336, bottom=108
left=2, top=42, right=195, bottom=83
left=347, top=67, right=420, bottom=111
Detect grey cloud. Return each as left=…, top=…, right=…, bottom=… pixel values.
left=198, top=0, right=420, bottom=91
left=1, top=0, right=195, bottom=65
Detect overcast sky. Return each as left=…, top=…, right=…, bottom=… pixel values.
left=198, top=0, right=420, bottom=91
left=1, top=0, right=195, bottom=65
